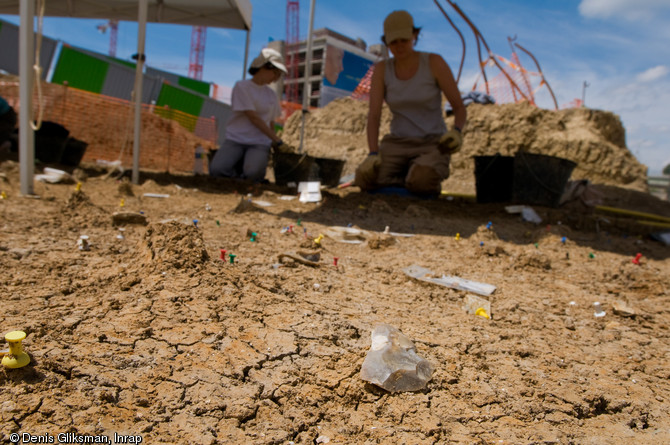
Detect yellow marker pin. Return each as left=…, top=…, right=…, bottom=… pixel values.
left=0, top=191, right=6, bottom=199
left=2, top=331, right=30, bottom=369
left=475, top=307, right=491, bottom=319
left=314, top=234, right=325, bottom=246
left=75, top=182, right=82, bottom=192
left=455, top=233, right=461, bottom=241
left=120, top=198, right=125, bottom=207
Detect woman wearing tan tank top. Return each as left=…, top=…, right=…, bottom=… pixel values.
left=354, top=10, right=467, bottom=195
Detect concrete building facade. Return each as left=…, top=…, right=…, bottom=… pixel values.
left=268, top=28, right=385, bottom=108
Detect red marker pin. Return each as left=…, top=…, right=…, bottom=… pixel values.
left=220, top=249, right=227, bottom=261
left=632, top=253, right=642, bottom=265
left=333, top=257, right=339, bottom=267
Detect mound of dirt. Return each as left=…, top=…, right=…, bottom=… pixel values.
left=138, top=221, right=210, bottom=269
left=282, top=98, right=648, bottom=192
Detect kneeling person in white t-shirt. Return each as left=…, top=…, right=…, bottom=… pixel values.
left=210, top=48, right=287, bottom=182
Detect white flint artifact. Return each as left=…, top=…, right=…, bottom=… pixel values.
left=360, top=324, right=434, bottom=392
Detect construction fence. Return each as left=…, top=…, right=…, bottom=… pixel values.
left=1, top=17, right=233, bottom=173
left=0, top=81, right=218, bottom=174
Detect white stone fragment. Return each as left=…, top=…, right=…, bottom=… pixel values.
left=360, top=324, right=434, bottom=392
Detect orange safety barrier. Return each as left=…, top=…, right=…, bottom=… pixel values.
left=0, top=81, right=217, bottom=174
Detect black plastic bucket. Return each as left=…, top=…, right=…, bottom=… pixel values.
left=35, top=121, right=69, bottom=164
left=313, top=157, right=345, bottom=187
left=60, top=138, right=88, bottom=166
left=273, top=153, right=315, bottom=186
left=512, top=152, right=576, bottom=207
left=474, top=154, right=514, bottom=203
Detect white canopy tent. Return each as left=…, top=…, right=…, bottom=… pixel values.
left=0, top=0, right=252, bottom=194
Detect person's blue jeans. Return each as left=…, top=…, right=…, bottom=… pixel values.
left=209, top=139, right=270, bottom=182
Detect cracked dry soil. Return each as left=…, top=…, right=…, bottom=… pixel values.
left=1, top=162, right=669, bottom=444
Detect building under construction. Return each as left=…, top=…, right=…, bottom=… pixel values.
left=268, top=28, right=383, bottom=109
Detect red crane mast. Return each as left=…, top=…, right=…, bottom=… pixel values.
left=189, top=26, right=207, bottom=80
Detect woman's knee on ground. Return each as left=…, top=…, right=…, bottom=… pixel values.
left=406, top=164, right=442, bottom=195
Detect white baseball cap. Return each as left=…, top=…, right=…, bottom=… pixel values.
left=250, top=48, right=288, bottom=74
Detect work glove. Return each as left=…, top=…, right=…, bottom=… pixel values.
left=354, top=153, right=381, bottom=188
left=271, top=140, right=295, bottom=154
left=437, top=128, right=463, bottom=155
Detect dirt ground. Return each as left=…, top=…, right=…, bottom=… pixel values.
left=1, top=158, right=669, bottom=444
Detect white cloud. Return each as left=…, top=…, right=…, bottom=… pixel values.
left=579, top=0, right=670, bottom=21
left=636, top=65, right=669, bottom=82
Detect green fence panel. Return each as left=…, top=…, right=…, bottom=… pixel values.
left=51, top=46, right=109, bottom=93
left=177, top=76, right=210, bottom=96
left=155, top=83, right=205, bottom=132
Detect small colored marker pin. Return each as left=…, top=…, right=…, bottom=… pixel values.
left=333, top=257, right=339, bottom=267
left=561, top=236, right=567, bottom=244
left=632, top=253, right=642, bottom=265
left=193, top=219, right=199, bottom=228
left=250, top=232, right=257, bottom=242
left=534, top=243, right=539, bottom=249
left=314, top=234, right=324, bottom=246
left=0, top=191, right=6, bottom=199
left=475, top=307, right=491, bottom=320
left=455, top=233, right=461, bottom=241
left=303, top=228, right=308, bottom=238
left=216, top=220, right=220, bottom=227
left=546, top=224, right=551, bottom=232
left=289, top=225, right=294, bottom=233
left=297, top=218, right=302, bottom=226
left=2, top=331, right=30, bottom=369
left=486, top=221, right=492, bottom=230
left=119, top=199, right=125, bottom=207
left=220, top=249, right=227, bottom=261
left=480, top=241, right=484, bottom=247
left=75, top=182, right=82, bottom=192
left=229, top=254, right=236, bottom=264
left=589, top=252, right=595, bottom=259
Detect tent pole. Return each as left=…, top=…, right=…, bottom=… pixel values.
left=242, top=29, right=250, bottom=80
left=19, top=0, right=35, bottom=196
left=299, top=0, right=316, bottom=154
left=132, top=0, right=149, bottom=185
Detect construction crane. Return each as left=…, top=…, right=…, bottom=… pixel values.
left=96, top=20, right=119, bottom=58
left=188, top=26, right=207, bottom=80
left=285, top=0, right=300, bottom=104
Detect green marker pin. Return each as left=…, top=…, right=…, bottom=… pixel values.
left=229, top=253, right=237, bottom=264
left=216, top=220, right=220, bottom=227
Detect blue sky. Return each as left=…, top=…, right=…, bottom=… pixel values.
left=2, top=0, right=669, bottom=174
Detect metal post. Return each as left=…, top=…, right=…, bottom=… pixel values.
left=242, top=29, right=251, bottom=80
left=18, top=0, right=35, bottom=196
left=299, top=0, right=316, bottom=153
left=131, top=0, right=149, bottom=184
left=582, top=81, right=590, bottom=107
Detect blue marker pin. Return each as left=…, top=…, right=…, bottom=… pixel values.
left=486, top=221, right=492, bottom=230
left=480, top=241, right=484, bottom=247
left=193, top=219, right=199, bottom=228
left=561, top=236, right=567, bottom=244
